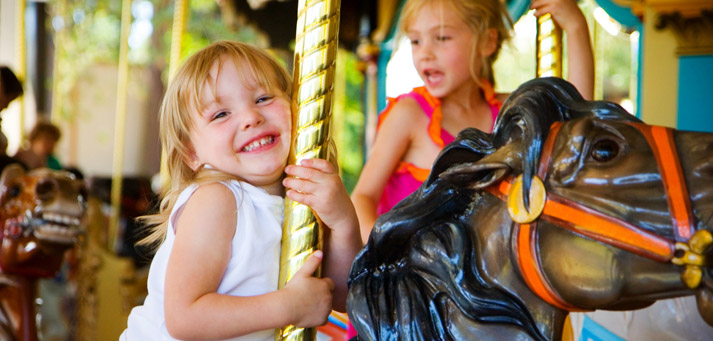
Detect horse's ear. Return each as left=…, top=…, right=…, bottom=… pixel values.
left=439, top=139, right=522, bottom=189
left=439, top=161, right=509, bottom=189
left=0, top=163, right=25, bottom=188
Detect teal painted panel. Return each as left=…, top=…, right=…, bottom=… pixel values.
left=594, top=0, right=640, bottom=29
left=507, top=0, right=531, bottom=22
left=579, top=316, right=626, bottom=341
left=677, top=55, right=713, bottom=133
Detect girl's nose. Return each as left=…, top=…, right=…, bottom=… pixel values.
left=415, top=41, right=434, bottom=61
left=240, top=109, right=265, bottom=130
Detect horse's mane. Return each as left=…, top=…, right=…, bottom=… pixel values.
left=347, top=78, right=641, bottom=340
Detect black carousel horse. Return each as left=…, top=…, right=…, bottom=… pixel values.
left=347, top=77, right=713, bottom=340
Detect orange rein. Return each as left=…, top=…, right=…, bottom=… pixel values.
left=485, top=121, right=695, bottom=311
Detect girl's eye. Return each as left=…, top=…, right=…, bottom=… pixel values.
left=256, top=95, right=274, bottom=104
left=212, top=111, right=228, bottom=121
left=436, top=35, right=450, bottom=42
left=409, top=38, right=420, bottom=46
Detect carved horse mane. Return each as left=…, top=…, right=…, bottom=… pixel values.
left=348, top=78, right=712, bottom=340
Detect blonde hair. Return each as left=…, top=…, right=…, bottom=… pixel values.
left=398, top=0, right=512, bottom=86
left=139, top=40, right=292, bottom=247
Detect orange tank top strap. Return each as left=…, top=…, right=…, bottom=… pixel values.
left=481, top=79, right=503, bottom=111
left=395, top=162, right=431, bottom=183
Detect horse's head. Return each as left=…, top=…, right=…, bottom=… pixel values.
left=441, top=77, right=713, bottom=326
left=0, top=164, right=87, bottom=278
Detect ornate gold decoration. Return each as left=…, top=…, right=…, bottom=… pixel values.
left=656, top=10, right=713, bottom=55
left=625, top=0, right=713, bottom=18
left=277, top=0, right=340, bottom=340
left=672, top=229, right=712, bottom=289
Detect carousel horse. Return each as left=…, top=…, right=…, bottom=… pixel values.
left=0, top=164, right=86, bottom=340
left=347, top=77, right=713, bottom=340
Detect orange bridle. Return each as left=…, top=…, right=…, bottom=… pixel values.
left=486, top=121, right=708, bottom=311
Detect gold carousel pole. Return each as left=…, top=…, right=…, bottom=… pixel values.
left=535, top=13, right=563, bottom=78
left=168, top=0, right=189, bottom=80
left=535, top=11, right=569, bottom=340
left=16, top=0, right=26, bottom=141
left=108, top=0, right=133, bottom=247
left=277, top=0, right=340, bottom=340
left=160, top=0, right=189, bottom=188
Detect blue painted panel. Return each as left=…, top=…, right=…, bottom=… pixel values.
left=677, top=55, right=713, bottom=133
left=594, top=0, right=640, bottom=29
left=579, top=316, right=626, bottom=341
left=507, top=0, right=531, bottom=23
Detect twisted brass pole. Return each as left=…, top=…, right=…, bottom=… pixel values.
left=535, top=13, right=563, bottom=78
left=277, top=0, right=340, bottom=340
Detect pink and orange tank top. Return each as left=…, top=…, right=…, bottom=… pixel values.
left=376, top=83, right=502, bottom=215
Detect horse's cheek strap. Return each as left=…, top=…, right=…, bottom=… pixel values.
left=632, top=123, right=694, bottom=241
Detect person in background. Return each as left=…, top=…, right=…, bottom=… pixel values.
left=0, top=66, right=26, bottom=171
left=0, top=66, right=23, bottom=114
left=14, top=120, right=63, bottom=170
left=351, top=0, right=594, bottom=243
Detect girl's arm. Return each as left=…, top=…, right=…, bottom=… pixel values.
left=284, top=158, right=362, bottom=312
left=532, top=0, right=594, bottom=100
left=350, top=98, right=422, bottom=242
left=164, top=183, right=334, bottom=340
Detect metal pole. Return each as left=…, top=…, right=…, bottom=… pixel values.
left=108, top=0, right=133, bottom=248
left=535, top=13, right=563, bottom=78
left=160, top=0, right=189, bottom=190
left=16, top=0, right=26, bottom=140
left=277, top=0, right=340, bottom=339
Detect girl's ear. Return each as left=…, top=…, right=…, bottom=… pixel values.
left=480, top=28, right=498, bottom=57
left=182, top=147, right=203, bottom=171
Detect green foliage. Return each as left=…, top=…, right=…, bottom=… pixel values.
left=52, top=0, right=263, bottom=121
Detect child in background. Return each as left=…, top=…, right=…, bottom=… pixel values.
left=121, top=41, right=362, bottom=340
left=14, top=121, right=63, bottom=170
left=351, top=0, right=594, bottom=242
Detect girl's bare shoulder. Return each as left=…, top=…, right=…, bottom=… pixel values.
left=382, top=96, right=429, bottom=129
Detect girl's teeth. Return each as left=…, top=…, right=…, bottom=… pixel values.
left=243, top=136, right=274, bottom=152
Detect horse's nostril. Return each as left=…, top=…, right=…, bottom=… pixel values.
left=36, top=178, right=57, bottom=201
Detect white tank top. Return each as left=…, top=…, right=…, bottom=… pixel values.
left=122, top=180, right=284, bottom=340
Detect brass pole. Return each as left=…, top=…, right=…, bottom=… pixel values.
left=168, top=0, right=189, bottom=81
left=108, top=0, right=133, bottom=247
left=277, top=0, right=340, bottom=340
left=535, top=13, right=563, bottom=78
left=50, top=0, right=65, bottom=124
left=16, top=0, right=26, bottom=141
left=161, top=0, right=189, bottom=189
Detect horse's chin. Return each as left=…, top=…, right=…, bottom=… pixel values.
left=697, top=287, right=713, bottom=326
left=697, top=267, right=713, bottom=326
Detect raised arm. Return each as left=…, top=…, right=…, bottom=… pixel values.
left=532, top=0, right=594, bottom=100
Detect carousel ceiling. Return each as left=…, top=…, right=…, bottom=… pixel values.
left=218, top=0, right=380, bottom=50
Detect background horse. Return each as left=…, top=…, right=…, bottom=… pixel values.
left=0, top=164, right=86, bottom=340
left=347, top=78, right=713, bottom=340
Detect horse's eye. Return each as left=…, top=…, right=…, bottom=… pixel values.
left=8, top=185, right=21, bottom=198
left=590, top=139, right=619, bottom=162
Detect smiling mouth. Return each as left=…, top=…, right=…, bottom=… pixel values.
left=241, top=135, right=276, bottom=152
